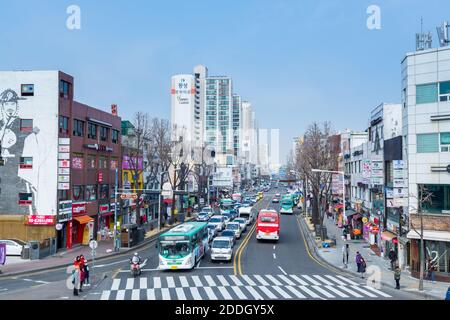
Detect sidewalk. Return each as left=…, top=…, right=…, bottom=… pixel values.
left=300, top=214, right=449, bottom=300
left=0, top=216, right=194, bottom=277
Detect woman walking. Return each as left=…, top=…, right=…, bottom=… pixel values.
left=72, top=263, right=81, bottom=296
left=356, top=252, right=366, bottom=278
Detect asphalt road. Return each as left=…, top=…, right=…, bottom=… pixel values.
left=0, top=190, right=423, bottom=300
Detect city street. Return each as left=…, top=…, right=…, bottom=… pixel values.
left=0, top=192, right=422, bottom=301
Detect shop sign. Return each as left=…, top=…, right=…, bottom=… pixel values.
left=59, top=138, right=70, bottom=145
left=58, top=183, right=70, bottom=190
left=393, top=188, right=406, bottom=198
left=385, top=187, right=394, bottom=199
left=58, top=175, right=70, bottom=183
left=98, top=171, right=103, bottom=183
left=99, top=204, right=110, bottom=214
left=59, top=160, right=70, bottom=168
left=393, top=160, right=404, bottom=170
left=25, top=215, right=55, bottom=225
left=393, top=179, right=406, bottom=188
left=72, top=202, right=87, bottom=215
left=393, top=198, right=408, bottom=207
left=371, top=177, right=384, bottom=185
left=393, top=169, right=404, bottom=179
left=58, top=145, right=70, bottom=153
left=58, top=152, right=70, bottom=160
left=58, top=168, right=70, bottom=175
left=387, top=198, right=395, bottom=208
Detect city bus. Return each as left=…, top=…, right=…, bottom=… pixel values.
left=256, top=210, right=280, bottom=241
left=280, top=195, right=294, bottom=214
left=158, top=222, right=209, bottom=270
left=220, top=198, right=234, bottom=213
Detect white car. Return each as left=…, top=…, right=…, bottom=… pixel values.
left=209, top=215, right=226, bottom=231
left=210, top=237, right=233, bottom=262
left=225, top=222, right=242, bottom=239
left=201, top=206, right=214, bottom=218
left=234, top=218, right=247, bottom=232
left=0, top=239, right=26, bottom=256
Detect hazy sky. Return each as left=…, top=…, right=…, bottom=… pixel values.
left=1, top=0, right=449, bottom=163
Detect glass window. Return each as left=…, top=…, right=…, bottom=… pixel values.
left=417, top=133, right=439, bottom=153
left=21, top=84, right=34, bottom=97
left=20, top=119, right=33, bottom=132
left=85, top=185, right=97, bottom=201
left=419, top=184, right=450, bottom=214
left=73, top=119, right=84, bottom=137
left=87, top=155, right=96, bottom=169
left=416, top=83, right=438, bottom=104
left=72, top=185, right=84, bottom=201
left=59, top=116, right=69, bottom=134
left=58, top=189, right=70, bottom=201
left=99, top=157, right=107, bottom=169
left=112, top=130, right=119, bottom=144
left=439, top=81, right=450, bottom=98
left=88, top=122, right=97, bottom=139
left=18, top=193, right=32, bottom=204
left=59, top=80, right=71, bottom=99
left=99, top=184, right=109, bottom=199
left=100, top=127, right=109, bottom=142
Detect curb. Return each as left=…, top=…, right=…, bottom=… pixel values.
left=297, top=217, right=444, bottom=300
left=0, top=218, right=194, bottom=278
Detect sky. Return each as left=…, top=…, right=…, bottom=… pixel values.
left=1, top=0, right=450, bottom=164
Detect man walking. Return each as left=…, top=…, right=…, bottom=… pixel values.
left=342, top=243, right=350, bottom=268
left=394, top=266, right=401, bottom=289
left=388, top=248, right=397, bottom=270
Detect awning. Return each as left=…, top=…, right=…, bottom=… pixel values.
left=407, top=230, right=450, bottom=242
left=381, top=231, right=397, bottom=241
left=73, top=215, right=94, bottom=224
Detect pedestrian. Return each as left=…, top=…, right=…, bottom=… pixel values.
left=342, top=243, right=350, bottom=268
left=394, top=266, right=401, bottom=289
left=77, top=256, right=85, bottom=291
left=83, top=260, right=90, bottom=286
left=427, top=258, right=436, bottom=283
left=72, top=264, right=81, bottom=296
left=356, top=252, right=366, bottom=278
left=388, top=248, right=397, bottom=270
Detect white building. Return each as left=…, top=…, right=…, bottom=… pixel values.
left=171, top=74, right=196, bottom=143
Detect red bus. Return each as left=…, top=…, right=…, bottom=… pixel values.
left=256, top=210, right=280, bottom=241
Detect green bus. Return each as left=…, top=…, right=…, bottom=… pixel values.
left=158, top=222, right=209, bottom=270
left=280, top=195, right=294, bottom=214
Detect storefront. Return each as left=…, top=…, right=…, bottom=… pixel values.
left=381, top=230, right=398, bottom=257
left=407, top=230, right=450, bottom=282
left=57, top=200, right=72, bottom=250
left=71, top=202, right=94, bottom=245
left=97, top=203, right=113, bottom=241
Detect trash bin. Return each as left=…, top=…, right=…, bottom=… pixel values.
left=28, top=241, right=40, bottom=260
left=21, top=245, right=30, bottom=259
left=49, top=237, right=57, bottom=255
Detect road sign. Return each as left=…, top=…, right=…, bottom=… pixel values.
left=89, top=240, right=98, bottom=250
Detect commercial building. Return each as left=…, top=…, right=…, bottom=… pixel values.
left=0, top=71, right=122, bottom=249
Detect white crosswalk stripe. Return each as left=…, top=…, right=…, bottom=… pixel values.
left=103, top=273, right=392, bottom=300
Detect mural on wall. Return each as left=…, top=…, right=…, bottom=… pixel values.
left=0, top=88, right=48, bottom=215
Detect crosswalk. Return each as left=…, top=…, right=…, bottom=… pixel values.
left=100, top=274, right=392, bottom=300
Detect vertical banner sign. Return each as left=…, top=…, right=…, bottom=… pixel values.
left=58, top=138, right=71, bottom=191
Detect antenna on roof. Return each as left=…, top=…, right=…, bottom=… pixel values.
left=437, top=21, right=450, bottom=47
left=416, top=17, right=433, bottom=51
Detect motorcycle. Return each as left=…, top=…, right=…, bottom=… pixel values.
left=130, top=260, right=142, bottom=277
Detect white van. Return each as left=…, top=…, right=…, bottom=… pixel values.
left=239, top=207, right=256, bottom=226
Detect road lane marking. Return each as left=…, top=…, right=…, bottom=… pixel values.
left=195, top=266, right=234, bottom=269
left=140, top=277, right=147, bottom=289
left=254, top=275, right=269, bottom=286
left=242, top=275, right=256, bottom=286
left=153, top=277, right=161, bottom=289
left=217, top=275, right=230, bottom=286
left=175, top=288, right=187, bottom=300
left=337, top=285, right=364, bottom=298
left=100, top=291, right=110, bottom=300
left=146, top=288, right=155, bottom=300
left=277, top=267, right=288, bottom=276
left=272, top=286, right=292, bottom=299
left=204, top=287, right=218, bottom=300
left=336, top=275, right=359, bottom=286
left=131, top=289, right=140, bottom=300
left=258, top=286, right=277, bottom=299
left=140, top=258, right=148, bottom=268
left=192, top=276, right=203, bottom=287
left=273, top=245, right=276, bottom=250
left=363, top=285, right=392, bottom=298
left=204, top=275, right=216, bottom=287
left=273, top=253, right=277, bottom=259
left=350, top=285, right=378, bottom=298
left=312, top=285, right=335, bottom=298
left=265, top=275, right=282, bottom=286
left=111, top=279, right=121, bottom=291
left=325, top=285, right=349, bottom=298
left=166, top=276, right=175, bottom=288
left=301, top=275, right=321, bottom=285
left=190, top=287, right=202, bottom=300
left=229, top=275, right=243, bottom=286
left=34, top=280, right=50, bottom=284
left=298, top=285, right=321, bottom=299
left=161, top=288, right=171, bottom=300
left=126, top=278, right=134, bottom=290
left=230, top=286, right=247, bottom=299
left=218, top=286, right=233, bottom=299
left=286, top=286, right=306, bottom=299
left=234, top=222, right=257, bottom=275
left=324, top=275, right=346, bottom=286
left=179, top=276, right=189, bottom=288
left=278, top=274, right=295, bottom=285
left=313, top=275, right=333, bottom=285
left=289, top=275, right=309, bottom=286
left=244, top=286, right=263, bottom=300
left=116, top=290, right=125, bottom=300
left=93, top=259, right=129, bottom=268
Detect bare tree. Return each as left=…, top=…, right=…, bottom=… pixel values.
left=191, top=143, right=215, bottom=206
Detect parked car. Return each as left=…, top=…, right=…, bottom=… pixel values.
left=234, top=218, right=247, bottom=232
left=226, top=222, right=242, bottom=239
left=0, top=239, right=26, bottom=256
left=210, top=237, right=233, bottom=262
left=220, top=230, right=237, bottom=247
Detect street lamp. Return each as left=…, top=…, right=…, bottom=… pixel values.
left=158, top=171, right=169, bottom=233
left=311, top=169, right=346, bottom=222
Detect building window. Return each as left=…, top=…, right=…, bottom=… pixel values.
left=110, top=158, right=118, bottom=170
left=21, top=84, right=34, bottom=97
left=87, top=155, right=96, bottom=169
left=85, top=185, right=97, bottom=201
left=73, top=119, right=84, bottom=137
left=416, top=83, right=438, bottom=104
left=99, top=156, right=107, bottom=169
left=20, top=119, right=33, bottom=132
left=18, top=193, right=33, bottom=205
left=100, top=126, right=109, bottom=142
left=439, top=81, right=450, bottom=102
left=59, top=116, right=69, bottom=134
left=59, top=80, right=71, bottom=99
left=58, top=189, right=70, bottom=201
left=419, top=184, right=450, bottom=215
left=417, top=133, right=439, bottom=153
left=19, top=157, right=33, bottom=169
left=99, top=184, right=109, bottom=199
left=112, top=130, right=119, bottom=144
left=88, top=122, right=97, bottom=139
left=72, top=185, right=84, bottom=201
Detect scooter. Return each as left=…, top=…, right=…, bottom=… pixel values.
left=130, top=261, right=141, bottom=277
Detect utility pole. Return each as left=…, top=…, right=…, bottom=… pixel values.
left=113, top=168, right=119, bottom=252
